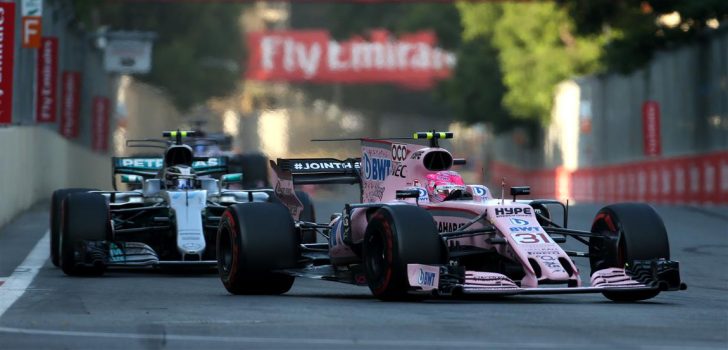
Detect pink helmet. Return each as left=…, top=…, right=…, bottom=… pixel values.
left=426, top=171, right=466, bottom=202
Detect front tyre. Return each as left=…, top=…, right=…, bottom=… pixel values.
left=589, top=203, right=670, bottom=302
left=363, top=205, right=445, bottom=301
left=50, top=188, right=95, bottom=267
left=60, top=192, right=109, bottom=276
left=217, top=202, right=297, bottom=295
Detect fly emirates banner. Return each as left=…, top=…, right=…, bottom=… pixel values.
left=245, top=29, right=456, bottom=89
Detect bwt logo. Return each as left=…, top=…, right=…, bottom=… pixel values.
left=418, top=269, right=436, bottom=287
left=417, top=188, right=428, bottom=199
left=495, top=207, right=532, bottom=216
left=509, top=226, right=540, bottom=232
left=363, top=154, right=391, bottom=181
left=509, top=218, right=530, bottom=226
left=471, top=186, right=488, bottom=197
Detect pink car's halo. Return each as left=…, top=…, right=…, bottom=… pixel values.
left=426, top=171, right=466, bottom=202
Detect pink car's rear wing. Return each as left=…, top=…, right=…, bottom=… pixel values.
left=275, top=158, right=361, bottom=185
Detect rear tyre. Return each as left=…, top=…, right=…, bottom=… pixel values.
left=60, top=193, right=109, bottom=276
left=217, top=202, right=297, bottom=295
left=50, top=188, right=95, bottom=267
left=296, top=190, right=317, bottom=243
left=363, top=205, right=445, bottom=301
left=589, top=203, right=670, bottom=302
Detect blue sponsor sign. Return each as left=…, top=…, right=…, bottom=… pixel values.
left=363, top=154, right=391, bottom=181
left=418, top=269, right=436, bottom=286
left=471, top=185, right=488, bottom=197
left=509, top=218, right=530, bottom=226
left=509, top=226, right=540, bottom=232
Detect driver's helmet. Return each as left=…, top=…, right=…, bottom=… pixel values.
left=164, top=165, right=196, bottom=189
left=426, top=171, right=466, bottom=202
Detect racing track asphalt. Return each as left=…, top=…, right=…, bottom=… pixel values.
left=0, top=186, right=726, bottom=349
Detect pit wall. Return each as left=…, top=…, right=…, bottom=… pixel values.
left=0, top=127, right=111, bottom=228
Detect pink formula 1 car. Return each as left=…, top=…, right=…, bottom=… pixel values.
left=216, top=131, right=686, bottom=301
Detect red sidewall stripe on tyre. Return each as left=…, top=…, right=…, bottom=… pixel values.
left=222, top=210, right=239, bottom=286
left=372, top=215, right=394, bottom=295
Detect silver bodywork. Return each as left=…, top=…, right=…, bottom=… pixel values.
left=98, top=177, right=271, bottom=266
left=162, top=190, right=208, bottom=258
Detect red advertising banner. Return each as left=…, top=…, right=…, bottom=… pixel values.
left=492, top=150, right=728, bottom=205
left=60, top=71, right=81, bottom=138
left=246, top=29, right=455, bottom=89
left=21, top=0, right=43, bottom=48
left=0, top=2, right=16, bottom=125
left=36, top=37, right=58, bottom=123
left=642, top=101, right=662, bottom=157
left=22, top=17, right=41, bottom=49
left=91, top=96, right=110, bottom=152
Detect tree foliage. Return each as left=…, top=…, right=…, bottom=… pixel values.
left=290, top=1, right=727, bottom=134
left=73, top=1, right=245, bottom=111
left=70, top=1, right=726, bottom=128
left=560, top=0, right=728, bottom=72
left=438, top=38, right=511, bottom=132
left=457, top=3, right=606, bottom=124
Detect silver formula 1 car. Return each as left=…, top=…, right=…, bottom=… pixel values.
left=49, top=130, right=314, bottom=276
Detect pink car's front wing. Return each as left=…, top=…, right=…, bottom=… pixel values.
left=407, top=259, right=685, bottom=296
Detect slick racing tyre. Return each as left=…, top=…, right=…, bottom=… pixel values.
left=363, top=205, right=445, bottom=301
left=296, top=190, right=317, bottom=244
left=50, top=188, right=95, bottom=267
left=589, top=203, right=670, bottom=302
left=60, top=192, right=109, bottom=276
left=217, top=202, right=298, bottom=295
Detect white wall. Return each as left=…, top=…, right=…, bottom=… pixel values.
left=545, top=80, right=580, bottom=170
left=0, top=127, right=111, bottom=228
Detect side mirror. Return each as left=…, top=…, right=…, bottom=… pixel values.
left=121, top=175, right=143, bottom=184
left=510, top=186, right=530, bottom=201
left=395, top=189, right=420, bottom=199
left=220, top=173, right=243, bottom=189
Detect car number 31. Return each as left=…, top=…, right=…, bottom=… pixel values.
left=511, top=232, right=553, bottom=244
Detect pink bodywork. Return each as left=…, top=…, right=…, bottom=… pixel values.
left=328, top=139, right=582, bottom=288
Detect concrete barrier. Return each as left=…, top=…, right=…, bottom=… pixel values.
left=0, top=126, right=111, bottom=228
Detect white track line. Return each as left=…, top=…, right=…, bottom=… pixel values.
left=0, top=326, right=718, bottom=349
left=0, top=325, right=580, bottom=348
left=0, top=231, right=49, bottom=317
